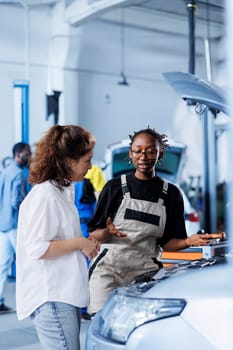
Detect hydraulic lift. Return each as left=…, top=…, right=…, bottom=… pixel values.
left=163, top=71, right=227, bottom=233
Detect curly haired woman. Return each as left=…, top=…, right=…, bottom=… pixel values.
left=16, top=125, right=100, bottom=350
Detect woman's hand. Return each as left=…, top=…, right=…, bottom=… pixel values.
left=80, top=237, right=100, bottom=260
left=89, top=236, right=101, bottom=251
left=89, top=217, right=127, bottom=243
left=106, top=217, right=127, bottom=237
left=186, top=232, right=225, bottom=247
left=163, top=232, right=226, bottom=252
left=185, top=233, right=211, bottom=247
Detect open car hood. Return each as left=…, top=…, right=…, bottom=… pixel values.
left=163, top=71, right=227, bottom=115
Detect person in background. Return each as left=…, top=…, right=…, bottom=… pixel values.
left=85, top=164, right=106, bottom=199
left=74, top=165, right=105, bottom=320
left=74, top=178, right=97, bottom=239
left=74, top=165, right=106, bottom=239
left=0, top=142, right=31, bottom=313
left=16, top=125, right=100, bottom=350
left=87, top=127, right=218, bottom=314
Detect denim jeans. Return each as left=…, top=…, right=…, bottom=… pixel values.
left=30, top=302, right=81, bottom=350
left=0, top=229, right=17, bottom=304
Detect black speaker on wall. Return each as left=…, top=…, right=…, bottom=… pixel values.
left=46, top=90, right=61, bottom=124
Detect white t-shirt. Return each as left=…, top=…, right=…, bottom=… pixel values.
left=16, top=181, right=89, bottom=320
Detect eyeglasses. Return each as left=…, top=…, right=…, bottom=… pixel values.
left=131, top=149, right=157, bottom=159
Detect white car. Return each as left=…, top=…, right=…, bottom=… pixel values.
left=86, top=245, right=232, bottom=350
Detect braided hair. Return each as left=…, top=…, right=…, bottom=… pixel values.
left=129, top=127, right=169, bottom=151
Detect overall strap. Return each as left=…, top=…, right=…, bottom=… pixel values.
left=121, top=174, right=131, bottom=198
left=158, top=180, right=168, bottom=205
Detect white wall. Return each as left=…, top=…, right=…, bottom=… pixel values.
left=0, top=2, right=226, bottom=186
left=0, top=2, right=80, bottom=165
left=77, top=16, right=225, bottom=186
left=0, top=4, right=53, bottom=165
left=78, top=73, right=181, bottom=160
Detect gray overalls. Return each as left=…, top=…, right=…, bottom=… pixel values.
left=88, top=174, right=168, bottom=313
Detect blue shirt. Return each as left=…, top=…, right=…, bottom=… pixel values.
left=0, top=162, right=29, bottom=232
left=74, top=180, right=96, bottom=220
left=74, top=180, right=96, bottom=238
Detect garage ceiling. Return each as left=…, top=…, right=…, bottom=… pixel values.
left=18, top=0, right=225, bottom=31
left=5, top=1, right=224, bottom=43
left=14, top=0, right=225, bottom=81
left=132, top=0, right=224, bottom=25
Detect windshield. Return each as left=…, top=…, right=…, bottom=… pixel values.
left=156, top=149, right=181, bottom=175
left=112, top=148, right=134, bottom=178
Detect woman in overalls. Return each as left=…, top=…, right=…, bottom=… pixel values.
left=88, top=127, right=215, bottom=314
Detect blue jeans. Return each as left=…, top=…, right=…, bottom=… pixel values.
left=0, top=229, right=17, bottom=304
left=30, top=302, right=81, bottom=350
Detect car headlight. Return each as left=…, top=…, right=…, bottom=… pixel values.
left=99, top=290, right=186, bottom=344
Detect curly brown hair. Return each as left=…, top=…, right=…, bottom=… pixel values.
left=29, top=125, right=95, bottom=189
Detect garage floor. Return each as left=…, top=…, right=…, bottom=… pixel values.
left=0, top=279, right=90, bottom=349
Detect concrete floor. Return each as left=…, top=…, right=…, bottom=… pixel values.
left=0, top=279, right=90, bottom=349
